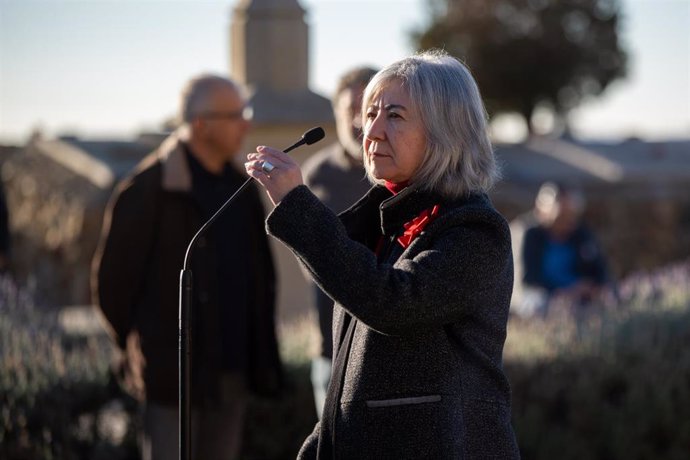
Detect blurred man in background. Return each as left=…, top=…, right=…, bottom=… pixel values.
left=301, top=66, right=377, bottom=419
left=92, top=74, right=282, bottom=460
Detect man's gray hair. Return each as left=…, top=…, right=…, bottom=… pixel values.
left=179, top=74, right=242, bottom=123
left=362, top=50, right=498, bottom=198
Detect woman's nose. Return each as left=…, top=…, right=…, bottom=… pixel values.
left=364, top=114, right=385, bottom=141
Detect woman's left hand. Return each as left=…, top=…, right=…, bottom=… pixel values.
left=245, top=146, right=304, bottom=206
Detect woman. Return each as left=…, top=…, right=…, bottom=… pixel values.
left=246, top=50, right=520, bottom=459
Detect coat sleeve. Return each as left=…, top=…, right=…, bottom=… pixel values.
left=91, top=174, right=158, bottom=349
left=266, top=186, right=512, bottom=336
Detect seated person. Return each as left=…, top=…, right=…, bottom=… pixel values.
left=511, top=182, right=614, bottom=317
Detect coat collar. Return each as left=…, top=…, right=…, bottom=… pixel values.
left=340, top=183, right=493, bottom=239
left=155, top=129, right=193, bottom=192
left=340, top=184, right=449, bottom=237
left=378, top=184, right=446, bottom=236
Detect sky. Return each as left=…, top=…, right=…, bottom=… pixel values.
left=0, top=0, right=688, bottom=145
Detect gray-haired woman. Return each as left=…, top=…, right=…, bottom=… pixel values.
left=246, top=50, right=520, bottom=459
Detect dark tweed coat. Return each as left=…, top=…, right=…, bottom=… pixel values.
left=267, top=184, right=520, bottom=459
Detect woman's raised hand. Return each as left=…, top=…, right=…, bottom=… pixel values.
left=245, top=145, right=304, bottom=206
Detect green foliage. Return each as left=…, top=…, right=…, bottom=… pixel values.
left=413, top=0, right=628, bottom=132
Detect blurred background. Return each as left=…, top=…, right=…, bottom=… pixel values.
left=1, top=0, right=689, bottom=459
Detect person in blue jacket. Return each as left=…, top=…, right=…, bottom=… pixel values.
left=517, top=181, right=614, bottom=317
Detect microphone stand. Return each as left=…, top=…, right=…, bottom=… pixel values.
left=178, top=131, right=320, bottom=460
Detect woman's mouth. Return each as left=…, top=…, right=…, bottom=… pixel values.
left=369, top=151, right=390, bottom=159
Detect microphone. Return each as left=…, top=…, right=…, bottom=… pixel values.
left=284, top=126, right=325, bottom=153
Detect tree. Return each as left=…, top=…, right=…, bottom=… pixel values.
left=413, top=0, right=628, bottom=135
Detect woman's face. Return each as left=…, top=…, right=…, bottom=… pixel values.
left=363, top=80, right=427, bottom=184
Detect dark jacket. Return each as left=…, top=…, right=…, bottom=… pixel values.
left=522, top=222, right=609, bottom=293
left=92, top=133, right=282, bottom=405
left=267, top=184, right=519, bottom=459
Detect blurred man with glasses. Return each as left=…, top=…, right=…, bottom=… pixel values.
left=93, top=74, right=282, bottom=460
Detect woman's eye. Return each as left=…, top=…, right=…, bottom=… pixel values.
left=388, top=112, right=402, bottom=119
left=366, top=111, right=377, bottom=119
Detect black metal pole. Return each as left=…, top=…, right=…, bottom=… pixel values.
left=177, top=174, right=253, bottom=460
left=179, top=269, right=192, bottom=460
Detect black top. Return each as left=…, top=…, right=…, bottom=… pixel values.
left=184, top=146, right=253, bottom=372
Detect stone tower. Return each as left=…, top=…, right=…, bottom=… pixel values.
left=230, top=0, right=335, bottom=323
left=230, top=0, right=333, bottom=126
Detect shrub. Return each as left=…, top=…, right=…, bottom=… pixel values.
left=242, top=316, right=319, bottom=459
left=0, top=275, right=138, bottom=460
left=0, top=275, right=317, bottom=460
left=3, top=259, right=689, bottom=459
left=506, top=259, right=690, bottom=460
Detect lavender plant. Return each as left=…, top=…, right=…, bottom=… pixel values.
left=507, top=259, right=690, bottom=460
left=0, top=275, right=136, bottom=460
left=2, top=256, right=689, bottom=460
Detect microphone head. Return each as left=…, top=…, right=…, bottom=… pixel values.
left=303, top=127, right=325, bottom=146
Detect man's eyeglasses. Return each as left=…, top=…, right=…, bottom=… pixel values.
left=198, top=106, right=253, bottom=121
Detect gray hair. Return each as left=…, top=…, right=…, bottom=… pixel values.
left=362, top=50, right=497, bottom=198
left=179, top=74, right=242, bottom=123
